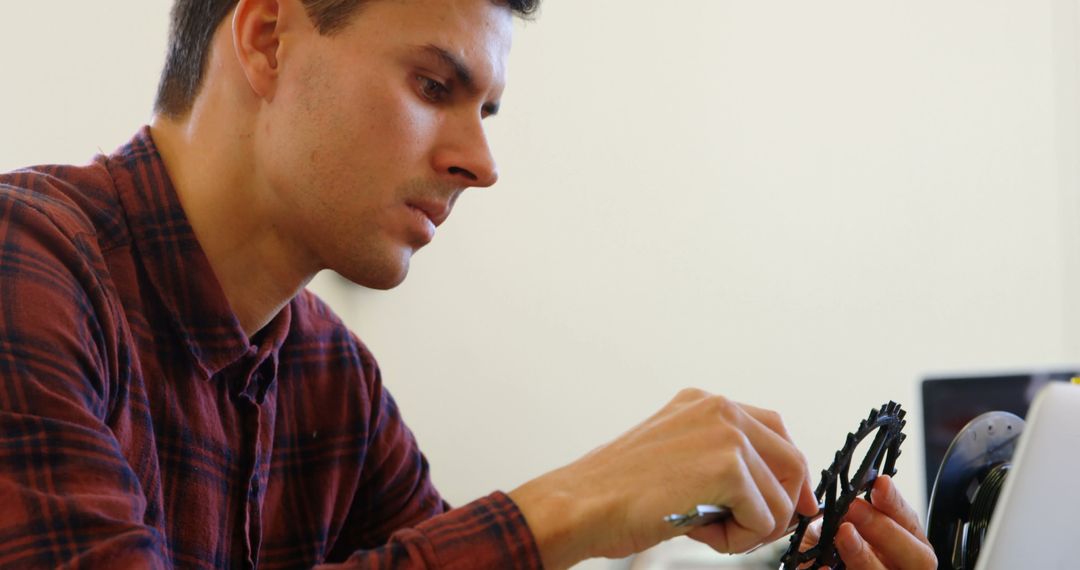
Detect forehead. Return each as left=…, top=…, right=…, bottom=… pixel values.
left=339, top=0, right=514, bottom=85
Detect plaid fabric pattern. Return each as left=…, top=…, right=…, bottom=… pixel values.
left=0, top=128, right=542, bottom=569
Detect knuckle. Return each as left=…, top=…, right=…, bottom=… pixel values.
left=775, top=492, right=795, bottom=521
left=703, top=394, right=738, bottom=419
left=786, top=446, right=808, bottom=470
left=760, top=409, right=786, bottom=432
left=710, top=424, right=751, bottom=458
left=799, top=450, right=812, bottom=474
left=731, top=428, right=753, bottom=454
left=751, top=507, right=777, bottom=536
left=777, top=449, right=808, bottom=481
left=712, top=420, right=740, bottom=442
left=675, top=387, right=709, bottom=402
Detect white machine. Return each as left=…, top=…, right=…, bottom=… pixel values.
left=973, top=381, right=1080, bottom=569
left=928, top=380, right=1080, bottom=569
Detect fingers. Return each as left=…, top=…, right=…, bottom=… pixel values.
left=868, top=476, right=932, bottom=548
left=843, top=498, right=937, bottom=569
left=834, top=523, right=888, bottom=570
left=799, top=518, right=822, bottom=551
left=682, top=444, right=777, bottom=552
left=689, top=396, right=809, bottom=546
left=743, top=405, right=816, bottom=516
left=623, top=389, right=815, bottom=556
left=728, top=434, right=795, bottom=546
left=685, top=437, right=782, bottom=553
left=724, top=402, right=813, bottom=520
left=740, top=427, right=810, bottom=545
left=741, top=403, right=817, bottom=516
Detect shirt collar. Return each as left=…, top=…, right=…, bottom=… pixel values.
left=105, top=126, right=292, bottom=381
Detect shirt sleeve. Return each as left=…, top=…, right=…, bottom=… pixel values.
left=320, top=493, right=544, bottom=569
left=0, top=187, right=169, bottom=568
left=319, top=342, right=545, bottom=569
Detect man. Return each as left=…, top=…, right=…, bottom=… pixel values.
left=0, top=0, right=935, bottom=568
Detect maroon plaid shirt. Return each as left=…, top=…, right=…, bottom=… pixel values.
left=0, top=128, right=543, bottom=569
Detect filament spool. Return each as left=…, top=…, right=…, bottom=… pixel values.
left=963, top=463, right=1010, bottom=565
left=926, top=412, right=1024, bottom=570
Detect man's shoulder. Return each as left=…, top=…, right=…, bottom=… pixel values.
left=0, top=159, right=124, bottom=251
left=0, top=162, right=128, bottom=371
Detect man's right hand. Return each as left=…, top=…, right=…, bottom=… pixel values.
left=508, top=388, right=818, bottom=569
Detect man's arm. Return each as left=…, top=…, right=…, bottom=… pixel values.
left=321, top=348, right=544, bottom=569
left=0, top=188, right=169, bottom=568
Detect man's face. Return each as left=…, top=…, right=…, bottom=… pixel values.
left=258, top=0, right=512, bottom=289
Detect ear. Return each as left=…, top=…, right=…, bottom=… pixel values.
left=232, top=0, right=311, bottom=101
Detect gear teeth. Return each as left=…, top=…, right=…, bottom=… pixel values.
left=815, top=471, right=831, bottom=497
left=780, top=402, right=907, bottom=569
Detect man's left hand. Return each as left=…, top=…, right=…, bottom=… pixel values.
left=799, top=475, right=936, bottom=569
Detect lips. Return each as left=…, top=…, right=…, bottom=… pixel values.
left=405, top=199, right=451, bottom=228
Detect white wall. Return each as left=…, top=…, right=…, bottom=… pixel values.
left=0, top=2, right=169, bottom=167
left=3, top=2, right=1079, bottom=568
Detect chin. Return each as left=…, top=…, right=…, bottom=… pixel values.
left=357, top=273, right=407, bottom=290
left=335, top=253, right=411, bottom=290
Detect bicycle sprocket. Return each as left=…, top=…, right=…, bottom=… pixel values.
left=779, top=401, right=907, bottom=569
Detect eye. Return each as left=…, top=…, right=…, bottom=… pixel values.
left=417, top=75, right=449, bottom=103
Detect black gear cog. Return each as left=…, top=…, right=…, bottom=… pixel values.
left=779, top=401, right=907, bottom=570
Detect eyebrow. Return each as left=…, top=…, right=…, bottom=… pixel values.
left=418, top=44, right=501, bottom=116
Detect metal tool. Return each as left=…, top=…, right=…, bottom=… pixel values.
left=664, top=503, right=826, bottom=553
left=664, top=504, right=732, bottom=528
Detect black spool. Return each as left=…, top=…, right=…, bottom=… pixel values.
left=926, top=412, right=1023, bottom=570
left=963, top=463, right=1010, bottom=566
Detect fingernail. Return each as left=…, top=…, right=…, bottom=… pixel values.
left=845, top=500, right=871, bottom=525
left=877, top=475, right=893, bottom=500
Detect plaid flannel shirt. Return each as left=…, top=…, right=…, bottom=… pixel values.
left=0, top=128, right=542, bottom=569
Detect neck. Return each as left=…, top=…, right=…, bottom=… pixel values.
left=149, top=111, right=315, bottom=337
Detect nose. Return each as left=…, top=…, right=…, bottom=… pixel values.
left=432, top=116, right=499, bottom=189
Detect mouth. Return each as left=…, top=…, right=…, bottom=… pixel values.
left=405, top=199, right=451, bottom=228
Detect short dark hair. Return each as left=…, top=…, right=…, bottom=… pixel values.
left=154, top=0, right=540, bottom=118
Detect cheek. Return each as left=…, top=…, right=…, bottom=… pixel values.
left=362, top=87, right=435, bottom=162
left=262, top=68, right=441, bottom=217
left=309, top=85, right=423, bottom=178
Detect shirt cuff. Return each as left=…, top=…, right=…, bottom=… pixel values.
left=416, top=491, right=544, bottom=569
